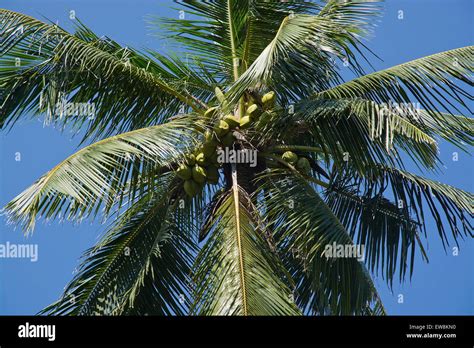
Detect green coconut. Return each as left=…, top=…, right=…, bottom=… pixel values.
left=223, top=114, right=240, bottom=129
left=282, top=151, right=298, bottom=164
left=261, top=91, right=276, bottom=109
left=239, top=116, right=251, bottom=129
left=221, top=132, right=234, bottom=147
left=196, top=152, right=209, bottom=166
left=192, top=165, right=207, bottom=183
left=214, top=120, right=229, bottom=137
left=246, top=104, right=262, bottom=118
left=184, top=180, right=200, bottom=197
left=176, top=164, right=192, bottom=180
left=296, top=157, right=311, bottom=173
left=206, top=165, right=219, bottom=184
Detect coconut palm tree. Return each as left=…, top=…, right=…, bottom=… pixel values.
left=0, top=0, right=472, bottom=316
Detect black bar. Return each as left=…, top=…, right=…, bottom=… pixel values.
left=0, top=316, right=472, bottom=346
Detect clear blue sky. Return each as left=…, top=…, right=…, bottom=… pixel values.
left=0, top=0, right=472, bottom=315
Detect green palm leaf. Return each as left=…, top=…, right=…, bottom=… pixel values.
left=329, top=165, right=473, bottom=254
left=325, top=187, right=427, bottom=285
left=259, top=172, right=384, bottom=315
left=316, top=46, right=473, bottom=116
left=40, top=175, right=195, bottom=315
left=2, top=116, right=199, bottom=232
left=227, top=0, right=381, bottom=103
left=264, top=98, right=440, bottom=172
left=0, top=10, right=207, bottom=140
left=192, top=186, right=300, bottom=315
left=152, top=0, right=324, bottom=84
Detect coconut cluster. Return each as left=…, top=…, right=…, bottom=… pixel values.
left=176, top=132, right=221, bottom=197
left=176, top=91, right=277, bottom=197
left=241, top=91, right=276, bottom=129
left=281, top=151, right=311, bottom=174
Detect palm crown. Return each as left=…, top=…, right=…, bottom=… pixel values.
left=0, top=1, right=472, bottom=316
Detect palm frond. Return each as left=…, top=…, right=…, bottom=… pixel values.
left=0, top=10, right=206, bottom=140
left=152, top=0, right=324, bottom=84
left=258, top=172, right=384, bottom=315
left=330, top=166, right=473, bottom=250
left=263, top=98, right=441, bottom=173
left=315, top=46, right=474, bottom=117
left=40, top=175, right=196, bottom=315
left=227, top=0, right=381, bottom=104
left=361, top=298, right=386, bottom=316
left=2, top=116, right=199, bottom=232
left=408, top=109, right=473, bottom=150
left=192, top=186, right=300, bottom=315
left=325, top=186, right=427, bottom=285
